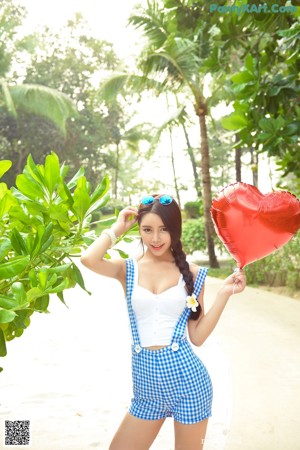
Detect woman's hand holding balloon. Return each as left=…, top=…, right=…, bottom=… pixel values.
left=221, top=268, right=247, bottom=297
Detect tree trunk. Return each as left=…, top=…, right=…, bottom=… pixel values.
left=15, top=144, right=27, bottom=176
left=196, top=106, right=219, bottom=268
left=181, top=123, right=202, bottom=197
left=250, top=147, right=258, bottom=186
left=169, top=128, right=181, bottom=209
left=114, top=142, right=120, bottom=198
left=235, top=134, right=242, bottom=182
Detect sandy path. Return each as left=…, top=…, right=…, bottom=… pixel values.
left=1, top=261, right=299, bottom=449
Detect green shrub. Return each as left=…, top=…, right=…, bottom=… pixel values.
left=184, top=199, right=203, bottom=219
left=245, top=234, right=300, bottom=290
left=182, top=218, right=206, bottom=254
left=0, top=152, right=112, bottom=371
left=101, top=198, right=127, bottom=215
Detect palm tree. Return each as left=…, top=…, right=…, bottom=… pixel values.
left=100, top=1, right=219, bottom=267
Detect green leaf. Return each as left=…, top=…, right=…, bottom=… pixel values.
left=31, top=223, right=54, bottom=257
left=44, top=152, right=61, bottom=197
left=244, top=54, right=255, bottom=73
left=221, top=112, right=248, bottom=131
left=70, top=263, right=90, bottom=293
left=0, top=190, right=14, bottom=219
left=0, top=255, right=30, bottom=279
left=28, top=269, right=37, bottom=287
left=0, top=294, right=19, bottom=310
left=47, top=263, right=72, bottom=274
left=26, top=154, right=45, bottom=185
left=259, top=116, right=286, bottom=133
left=66, top=167, right=85, bottom=190
left=114, top=248, right=129, bottom=259
left=284, top=122, right=300, bottom=136
left=86, top=191, right=110, bottom=217
left=49, top=203, right=69, bottom=221
left=0, top=308, right=17, bottom=324
left=16, top=173, right=45, bottom=200
left=0, top=160, right=12, bottom=179
left=0, top=238, right=12, bottom=261
left=26, top=287, right=43, bottom=303
left=56, top=290, right=68, bottom=307
left=97, top=216, right=116, bottom=227
left=10, top=282, right=27, bottom=306
left=58, top=181, right=74, bottom=207
left=231, top=70, right=256, bottom=84
left=38, top=269, right=48, bottom=290
left=73, top=176, right=91, bottom=223
left=90, top=175, right=110, bottom=204
left=0, top=329, right=7, bottom=356
left=46, top=278, right=68, bottom=294
left=10, top=229, right=28, bottom=255
left=34, top=295, right=50, bottom=312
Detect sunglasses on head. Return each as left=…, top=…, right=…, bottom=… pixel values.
left=140, top=195, right=173, bottom=206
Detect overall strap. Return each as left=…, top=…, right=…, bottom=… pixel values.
left=193, top=266, right=208, bottom=298
left=125, top=258, right=141, bottom=346
left=171, top=267, right=208, bottom=344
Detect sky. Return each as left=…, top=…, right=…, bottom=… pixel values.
left=19, top=0, right=146, bottom=59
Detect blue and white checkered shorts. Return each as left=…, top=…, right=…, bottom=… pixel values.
left=130, top=339, right=213, bottom=424
left=125, top=258, right=213, bottom=424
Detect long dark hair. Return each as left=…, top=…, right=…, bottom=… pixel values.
left=138, top=194, right=201, bottom=320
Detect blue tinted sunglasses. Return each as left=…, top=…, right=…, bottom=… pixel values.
left=140, top=195, right=173, bottom=206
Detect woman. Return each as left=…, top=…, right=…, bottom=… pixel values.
left=80, top=194, right=246, bottom=450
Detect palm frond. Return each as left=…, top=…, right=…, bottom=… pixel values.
left=97, top=73, right=130, bottom=103
left=150, top=105, right=186, bottom=151
left=122, top=123, right=154, bottom=146
left=141, top=36, right=200, bottom=91
left=129, top=6, right=168, bottom=48
left=98, top=73, right=163, bottom=103
left=0, top=79, right=17, bottom=117
left=9, top=84, right=77, bottom=136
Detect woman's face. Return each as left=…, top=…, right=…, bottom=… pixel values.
left=139, top=212, right=172, bottom=257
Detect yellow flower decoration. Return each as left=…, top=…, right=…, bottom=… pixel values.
left=186, top=293, right=198, bottom=312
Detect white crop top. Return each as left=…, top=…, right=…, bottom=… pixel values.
left=131, top=260, right=188, bottom=347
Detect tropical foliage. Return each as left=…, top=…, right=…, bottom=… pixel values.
left=1, top=0, right=299, bottom=270
left=0, top=153, right=111, bottom=372
left=0, top=0, right=77, bottom=137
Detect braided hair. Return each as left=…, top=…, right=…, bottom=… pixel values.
left=138, top=195, right=202, bottom=320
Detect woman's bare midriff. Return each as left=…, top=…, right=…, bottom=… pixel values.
left=146, top=345, right=168, bottom=351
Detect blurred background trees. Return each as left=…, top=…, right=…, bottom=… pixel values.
left=0, top=0, right=299, bottom=270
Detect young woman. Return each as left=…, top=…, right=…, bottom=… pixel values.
left=80, top=194, right=246, bottom=450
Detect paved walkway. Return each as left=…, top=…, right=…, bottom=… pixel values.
left=1, top=260, right=300, bottom=449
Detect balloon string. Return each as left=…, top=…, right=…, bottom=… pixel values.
left=233, top=267, right=240, bottom=295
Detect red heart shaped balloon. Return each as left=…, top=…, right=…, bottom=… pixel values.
left=210, top=182, right=300, bottom=268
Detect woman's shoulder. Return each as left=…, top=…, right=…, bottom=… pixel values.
left=189, top=262, right=200, bottom=279
left=189, top=262, right=208, bottom=281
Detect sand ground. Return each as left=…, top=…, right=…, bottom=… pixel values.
left=1, top=259, right=300, bottom=449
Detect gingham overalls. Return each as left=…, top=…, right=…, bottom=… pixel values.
left=125, top=258, right=213, bottom=424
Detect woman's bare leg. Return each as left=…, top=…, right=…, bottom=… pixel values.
left=109, top=413, right=166, bottom=450
left=174, top=418, right=209, bottom=450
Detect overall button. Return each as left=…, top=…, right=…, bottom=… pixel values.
left=171, top=343, right=179, bottom=351
left=135, top=345, right=142, bottom=353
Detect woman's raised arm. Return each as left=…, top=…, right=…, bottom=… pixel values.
left=80, top=206, right=138, bottom=280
